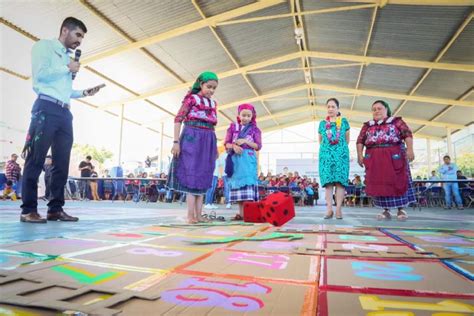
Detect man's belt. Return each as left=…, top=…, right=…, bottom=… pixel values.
left=39, top=94, right=70, bottom=109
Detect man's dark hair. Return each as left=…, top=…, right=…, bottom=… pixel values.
left=60, top=17, right=87, bottom=34
left=443, top=155, right=451, bottom=160
left=86, top=155, right=92, bottom=160
left=6, top=180, right=13, bottom=186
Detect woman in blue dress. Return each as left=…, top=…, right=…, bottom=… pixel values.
left=318, top=98, right=350, bottom=219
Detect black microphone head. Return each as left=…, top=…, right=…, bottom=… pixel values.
left=75, top=49, right=82, bottom=61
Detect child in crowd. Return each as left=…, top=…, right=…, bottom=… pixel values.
left=2, top=180, right=17, bottom=201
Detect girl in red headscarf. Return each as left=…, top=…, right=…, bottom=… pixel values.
left=224, top=103, right=262, bottom=220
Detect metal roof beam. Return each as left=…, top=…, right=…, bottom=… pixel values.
left=218, top=83, right=474, bottom=110
left=337, top=0, right=474, bottom=6
left=414, top=87, right=474, bottom=135
left=260, top=116, right=442, bottom=140
left=104, top=50, right=473, bottom=108
left=190, top=0, right=276, bottom=124
left=102, top=52, right=303, bottom=108
left=78, top=0, right=185, bottom=83
left=350, top=6, right=378, bottom=110
left=217, top=104, right=464, bottom=131
left=81, top=0, right=284, bottom=65
left=394, top=12, right=473, bottom=115
left=216, top=3, right=376, bottom=26
left=305, top=51, right=474, bottom=72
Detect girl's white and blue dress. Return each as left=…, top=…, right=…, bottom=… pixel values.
left=224, top=123, right=262, bottom=202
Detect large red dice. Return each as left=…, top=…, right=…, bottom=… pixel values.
left=261, top=192, right=295, bottom=226
left=243, top=201, right=265, bottom=223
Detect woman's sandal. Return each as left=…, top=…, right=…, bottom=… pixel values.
left=323, top=212, right=334, bottom=219
left=197, top=213, right=212, bottom=223
left=376, top=209, right=392, bottom=220
left=209, top=212, right=226, bottom=222
left=397, top=209, right=408, bottom=221
left=231, top=214, right=243, bottom=221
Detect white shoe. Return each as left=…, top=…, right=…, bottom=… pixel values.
left=204, top=204, right=213, bottom=209
left=226, top=203, right=231, bottom=209
left=211, top=204, right=218, bottom=209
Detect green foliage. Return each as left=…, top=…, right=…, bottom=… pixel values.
left=72, top=144, right=113, bottom=166
left=456, top=153, right=474, bottom=176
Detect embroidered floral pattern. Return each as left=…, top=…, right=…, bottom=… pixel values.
left=357, top=117, right=412, bottom=146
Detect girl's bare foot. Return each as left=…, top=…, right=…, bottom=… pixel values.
left=377, top=209, right=392, bottom=220
left=187, top=217, right=198, bottom=224
left=397, top=209, right=408, bottom=221
left=196, top=215, right=211, bottom=223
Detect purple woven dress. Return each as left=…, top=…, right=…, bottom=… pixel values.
left=167, top=93, right=217, bottom=195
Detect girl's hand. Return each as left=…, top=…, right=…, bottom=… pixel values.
left=233, top=144, right=243, bottom=155
left=357, top=155, right=364, bottom=168
left=235, top=138, right=246, bottom=146
left=407, top=149, right=415, bottom=162
left=171, top=143, right=180, bottom=157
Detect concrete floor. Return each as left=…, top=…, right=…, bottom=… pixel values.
left=1, top=200, right=472, bottom=315
left=1, top=200, right=472, bottom=244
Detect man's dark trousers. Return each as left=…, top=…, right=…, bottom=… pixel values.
left=21, top=98, right=73, bottom=214
left=44, top=175, right=51, bottom=199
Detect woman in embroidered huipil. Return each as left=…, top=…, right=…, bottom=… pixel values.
left=168, top=71, right=218, bottom=224
left=224, top=103, right=262, bottom=220
left=356, top=100, right=415, bottom=220
left=318, top=98, right=350, bottom=220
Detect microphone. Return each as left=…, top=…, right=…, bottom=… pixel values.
left=72, top=49, right=81, bottom=80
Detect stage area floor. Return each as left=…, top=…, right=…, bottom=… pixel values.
left=1, top=200, right=473, bottom=315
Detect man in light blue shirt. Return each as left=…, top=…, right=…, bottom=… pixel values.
left=21, top=17, right=104, bottom=223
left=428, top=170, right=440, bottom=188
left=438, top=155, right=464, bottom=210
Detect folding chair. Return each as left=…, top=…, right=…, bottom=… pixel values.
left=344, top=185, right=355, bottom=206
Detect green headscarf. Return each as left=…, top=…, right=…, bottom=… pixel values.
left=373, top=100, right=392, bottom=117
left=191, top=71, right=218, bottom=94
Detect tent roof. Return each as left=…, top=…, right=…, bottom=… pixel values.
left=2, top=0, right=473, bottom=140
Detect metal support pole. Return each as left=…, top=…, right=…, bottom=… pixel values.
left=118, top=104, right=124, bottom=165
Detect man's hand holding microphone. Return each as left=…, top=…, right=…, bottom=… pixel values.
left=68, top=49, right=105, bottom=97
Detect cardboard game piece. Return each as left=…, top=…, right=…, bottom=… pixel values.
left=25, top=261, right=156, bottom=289
left=278, top=226, right=377, bottom=235
left=76, top=232, right=156, bottom=242
left=187, top=232, right=304, bottom=244
left=113, top=273, right=317, bottom=315
left=294, top=245, right=466, bottom=259
left=325, top=233, right=401, bottom=244
left=72, top=244, right=206, bottom=271
left=188, top=224, right=265, bottom=237
left=1, top=238, right=113, bottom=256
left=397, top=235, right=474, bottom=247
left=0, top=273, right=160, bottom=316
left=229, top=234, right=323, bottom=254
left=0, top=250, right=58, bottom=270
left=156, top=222, right=256, bottom=228
left=320, top=291, right=474, bottom=316
left=323, top=257, right=473, bottom=294
left=181, top=249, right=318, bottom=282
left=0, top=303, right=57, bottom=316
left=443, top=259, right=474, bottom=280
left=419, top=245, right=474, bottom=261
left=143, top=235, right=232, bottom=251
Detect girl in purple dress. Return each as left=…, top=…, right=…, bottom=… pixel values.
left=168, top=72, right=218, bottom=224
